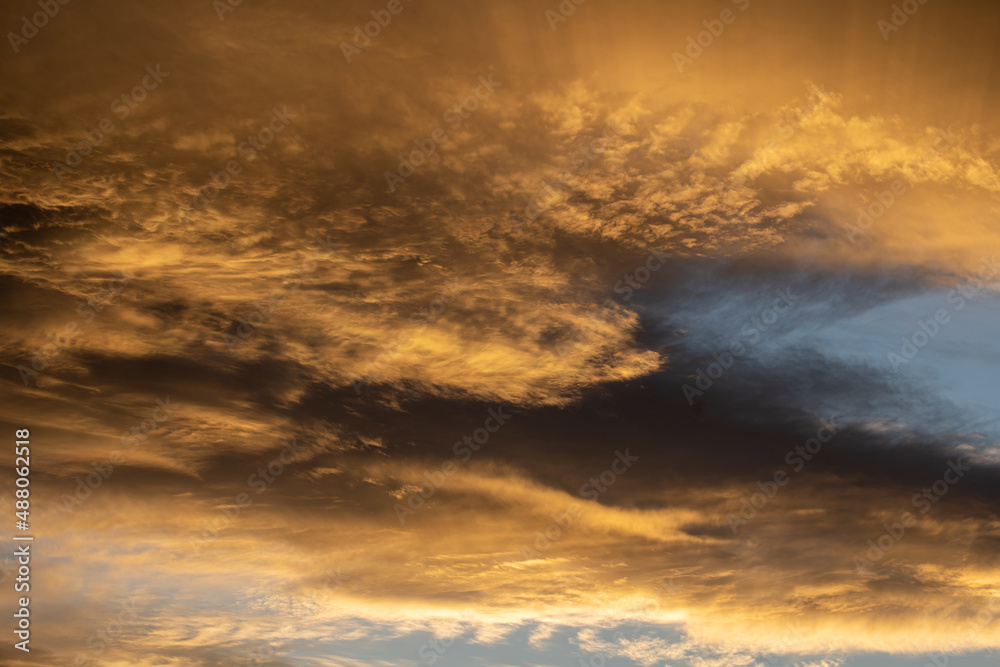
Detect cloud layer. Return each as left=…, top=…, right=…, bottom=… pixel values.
left=2, top=0, right=1000, bottom=665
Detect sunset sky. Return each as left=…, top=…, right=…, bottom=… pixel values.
left=2, top=0, right=1000, bottom=665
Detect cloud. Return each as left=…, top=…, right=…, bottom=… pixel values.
left=3, top=1, right=1000, bottom=665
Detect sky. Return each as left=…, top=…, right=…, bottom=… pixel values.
left=1, top=0, right=1000, bottom=665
